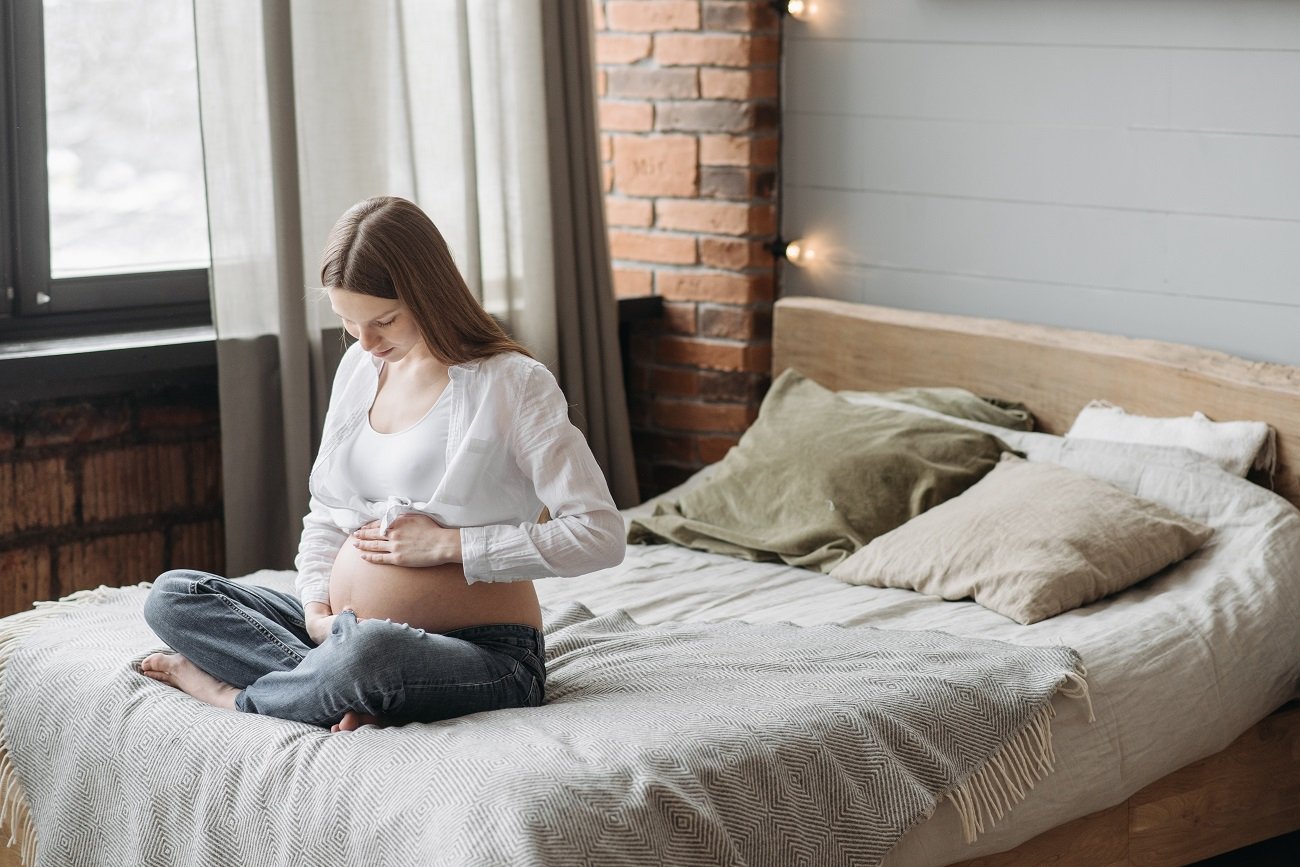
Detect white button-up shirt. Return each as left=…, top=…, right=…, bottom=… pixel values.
left=294, top=343, right=625, bottom=606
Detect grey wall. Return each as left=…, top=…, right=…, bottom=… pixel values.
left=781, top=0, right=1300, bottom=364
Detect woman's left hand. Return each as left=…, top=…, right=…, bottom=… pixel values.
left=352, top=515, right=462, bottom=567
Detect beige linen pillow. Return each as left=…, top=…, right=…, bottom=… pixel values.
left=830, top=454, right=1214, bottom=624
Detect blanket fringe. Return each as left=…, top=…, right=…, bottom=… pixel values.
left=0, top=584, right=130, bottom=865
left=0, top=754, right=35, bottom=866
left=945, top=669, right=1093, bottom=844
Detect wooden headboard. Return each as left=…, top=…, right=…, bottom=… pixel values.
left=773, top=296, right=1300, bottom=508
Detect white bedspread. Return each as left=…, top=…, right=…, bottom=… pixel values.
left=521, top=418, right=1300, bottom=865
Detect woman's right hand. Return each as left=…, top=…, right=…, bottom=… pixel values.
left=304, top=601, right=338, bottom=646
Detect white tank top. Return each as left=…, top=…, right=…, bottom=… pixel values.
left=337, top=390, right=451, bottom=504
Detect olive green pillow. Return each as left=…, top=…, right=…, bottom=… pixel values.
left=830, top=454, right=1214, bottom=624
left=627, top=369, right=1012, bottom=572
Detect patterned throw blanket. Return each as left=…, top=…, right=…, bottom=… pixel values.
left=0, top=585, right=1088, bottom=867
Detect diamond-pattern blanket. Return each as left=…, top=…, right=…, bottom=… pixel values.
left=0, top=585, right=1087, bottom=867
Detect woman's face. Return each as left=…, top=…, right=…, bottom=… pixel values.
left=328, top=288, right=427, bottom=364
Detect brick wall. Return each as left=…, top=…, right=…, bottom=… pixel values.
left=0, top=381, right=224, bottom=617
left=595, top=0, right=780, bottom=496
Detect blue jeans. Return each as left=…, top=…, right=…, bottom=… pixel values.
left=142, top=570, right=545, bottom=728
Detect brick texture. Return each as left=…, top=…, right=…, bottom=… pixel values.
left=0, top=546, right=52, bottom=617
left=697, top=434, right=741, bottom=464
left=25, top=401, right=131, bottom=447
left=57, top=531, right=166, bottom=595
left=661, top=302, right=699, bottom=334
left=607, top=68, right=698, bottom=100
left=606, top=1, right=701, bottom=32
left=701, top=133, right=779, bottom=167
left=613, top=135, right=699, bottom=197
left=700, top=68, right=779, bottom=100
left=611, top=230, right=697, bottom=265
left=699, top=304, right=773, bottom=340
left=658, top=271, right=773, bottom=304
left=605, top=197, right=654, bottom=227
left=594, top=0, right=779, bottom=496
left=82, top=444, right=191, bottom=523
left=702, top=2, right=779, bottom=32
left=170, top=520, right=226, bottom=574
left=700, top=166, right=776, bottom=199
left=0, top=458, right=76, bottom=536
left=700, top=237, right=771, bottom=269
left=652, top=398, right=757, bottom=432
left=651, top=367, right=702, bottom=397
left=657, top=335, right=771, bottom=373
left=614, top=267, right=654, bottom=298
left=0, top=383, right=224, bottom=612
left=656, top=199, right=776, bottom=236
left=655, top=100, right=763, bottom=134
left=631, top=431, right=697, bottom=465
left=191, top=437, right=224, bottom=507
left=596, top=33, right=652, bottom=64
left=599, top=101, right=654, bottom=132
left=655, top=34, right=778, bottom=68
left=699, top=369, right=768, bottom=403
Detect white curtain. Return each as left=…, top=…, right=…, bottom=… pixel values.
left=194, top=0, right=636, bottom=575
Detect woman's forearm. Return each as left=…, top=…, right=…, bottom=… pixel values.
left=305, top=601, right=333, bottom=618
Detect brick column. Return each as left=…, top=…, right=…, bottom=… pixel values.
left=595, top=0, right=780, bottom=497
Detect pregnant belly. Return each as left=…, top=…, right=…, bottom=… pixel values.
left=329, top=541, right=542, bottom=633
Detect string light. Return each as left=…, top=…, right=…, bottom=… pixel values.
left=786, top=0, right=819, bottom=21
left=767, top=237, right=817, bottom=266
left=784, top=239, right=816, bottom=265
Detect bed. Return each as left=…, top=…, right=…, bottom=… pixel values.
left=0, top=296, right=1297, bottom=866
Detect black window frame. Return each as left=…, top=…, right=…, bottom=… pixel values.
left=1, top=0, right=211, bottom=343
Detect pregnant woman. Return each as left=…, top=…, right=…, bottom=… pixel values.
left=141, top=195, right=625, bottom=731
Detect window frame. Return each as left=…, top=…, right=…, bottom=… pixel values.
left=1, top=0, right=211, bottom=341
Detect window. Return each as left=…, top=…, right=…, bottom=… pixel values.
left=2, top=0, right=211, bottom=340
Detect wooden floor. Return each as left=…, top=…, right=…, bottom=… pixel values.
left=1190, top=830, right=1300, bottom=865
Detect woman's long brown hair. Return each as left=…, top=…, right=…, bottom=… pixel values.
left=319, top=196, right=532, bottom=364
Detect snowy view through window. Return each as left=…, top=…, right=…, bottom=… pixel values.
left=44, top=0, right=209, bottom=278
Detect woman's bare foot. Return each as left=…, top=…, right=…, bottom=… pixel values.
left=330, top=710, right=386, bottom=733
left=140, top=652, right=239, bottom=711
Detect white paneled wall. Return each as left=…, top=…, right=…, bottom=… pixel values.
left=781, top=0, right=1300, bottom=364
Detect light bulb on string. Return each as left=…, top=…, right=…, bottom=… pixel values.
left=785, top=239, right=816, bottom=265
left=787, top=0, right=819, bottom=21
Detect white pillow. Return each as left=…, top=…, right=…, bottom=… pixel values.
left=1065, top=401, right=1275, bottom=478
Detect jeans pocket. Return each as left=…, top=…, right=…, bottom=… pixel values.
left=517, top=649, right=545, bottom=707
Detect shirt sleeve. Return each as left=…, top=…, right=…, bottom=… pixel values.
left=292, top=345, right=362, bottom=606
left=294, top=493, right=348, bottom=606
left=460, top=364, right=626, bottom=584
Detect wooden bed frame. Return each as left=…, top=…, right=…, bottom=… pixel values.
left=773, top=296, right=1300, bottom=867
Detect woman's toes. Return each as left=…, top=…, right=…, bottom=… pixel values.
left=140, top=653, right=174, bottom=677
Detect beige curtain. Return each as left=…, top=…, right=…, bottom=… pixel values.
left=194, top=0, right=637, bottom=574
left=540, top=2, right=640, bottom=509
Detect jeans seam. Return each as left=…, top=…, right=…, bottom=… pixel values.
left=407, top=656, right=522, bottom=690
left=217, top=595, right=305, bottom=664
left=185, top=576, right=307, bottom=663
